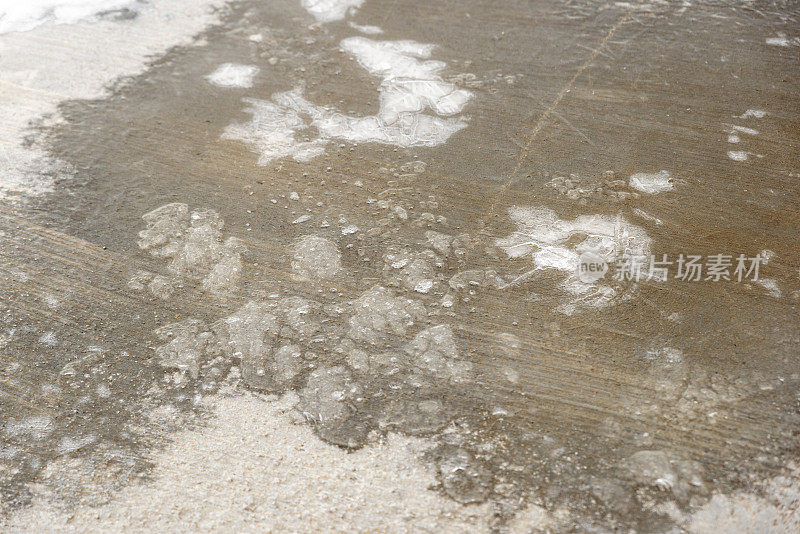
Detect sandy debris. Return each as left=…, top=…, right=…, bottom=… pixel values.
left=2, top=392, right=495, bottom=532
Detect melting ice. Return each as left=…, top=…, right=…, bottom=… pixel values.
left=223, top=38, right=472, bottom=164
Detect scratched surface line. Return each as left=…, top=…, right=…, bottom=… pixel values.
left=482, top=7, right=636, bottom=223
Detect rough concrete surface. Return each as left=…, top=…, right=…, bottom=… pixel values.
left=1, top=0, right=799, bottom=532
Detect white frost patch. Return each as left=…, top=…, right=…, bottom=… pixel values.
left=496, top=207, right=652, bottom=314
left=727, top=150, right=749, bottom=161
left=0, top=393, right=493, bottom=531
left=766, top=34, right=797, bottom=47
left=349, top=21, right=383, bottom=34
left=222, top=98, right=328, bottom=164
left=756, top=278, right=781, bottom=298
left=681, top=464, right=800, bottom=533
left=0, top=0, right=225, bottom=202
left=205, top=63, right=259, bottom=88
left=224, top=38, right=472, bottom=164
left=629, top=170, right=673, bottom=194
left=738, top=109, right=767, bottom=119
left=0, top=0, right=136, bottom=34
left=38, top=331, right=57, bottom=346
left=300, top=0, right=364, bottom=22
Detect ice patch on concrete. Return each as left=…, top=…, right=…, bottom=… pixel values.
left=629, top=170, right=673, bottom=194
left=756, top=278, right=781, bottom=298
left=496, top=206, right=652, bottom=313
left=205, top=63, right=259, bottom=88
left=738, top=109, right=767, bottom=119
left=766, top=34, right=797, bottom=47
left=225, top=38, right=472, bottom=164
left=348, top=285, right=425, bottom=344
left=136, top=203, right=245, bottom=297
left=222, top=98, right=329, bottom=163
left=300, top=0, right=364, bottom=23
left=349, top=21, right=383, bottom=34
left=291, top=235, right=342, bottom=280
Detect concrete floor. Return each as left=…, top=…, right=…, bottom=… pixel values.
left=1, top=0, right=799, bottom=531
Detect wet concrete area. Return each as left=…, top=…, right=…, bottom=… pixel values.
left=1, top=0, right=800, bottom=531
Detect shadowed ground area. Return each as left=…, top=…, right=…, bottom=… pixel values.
left=1, top=0, right=799, bottom=531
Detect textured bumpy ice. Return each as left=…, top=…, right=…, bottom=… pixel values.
left=291, top=235, right=342, bottom=280
left=136, top=203, right=245, bottom=296
left=205, top=63, right=259, bottom=88
left=348, top=286, right=425, bottom=344
left=224, top=38, right=472, bottom=164
left=405, top=325, right=472, bottom=383
left=300, top=0, right=363, bottom=22
left=629, top=170, right=673, bottom=194
left=496, top=207, right=652, bottom=313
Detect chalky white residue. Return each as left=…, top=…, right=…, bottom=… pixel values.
left=738, top=109, right=767, bottom=119
left=0, top=0, right=136, bottom=34
left=349, top=21, right=383, bottom=34
left=206, top=63, right=259, bottom=88
left=300, top=0, right=364, bottom=22
left=728, top=150, right=749, bottom=161
left=766, top=34, right=796, bottom=47
left=224, top=38, right=472, bottom=164
left=629, top=170, right=673, bottom=194
left=756, top=278, right=781, bottom=298
left=496, top=207, right=652, bottom=313
left=222, top=99, right=329, bottom=164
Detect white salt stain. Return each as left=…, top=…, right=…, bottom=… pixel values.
left=0, top=0, right=136, bottom=34
left=349, top=21, right=383, bottom=34
left=756, top=278, right=781, bottom=298
left=766, top=34, right=797, bottom=47
left=629, top=170, right=673, bottom=194
left=300, top=0, right=364, bottom=22
left=225, top=38, right=472, bottom=164
left=728, top=150, right=749, bottom=161
left=206, top=63, right=259, bottom=88
left=737, top=109, right=767, bottom=119
left=495, top=207, right=652, bottom=314
left=38, top=331, right=57, bottom=346
left=222, top=99, right=328, bottom=164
